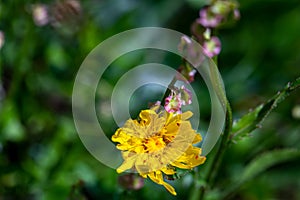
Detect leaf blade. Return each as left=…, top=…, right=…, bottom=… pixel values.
left=231, top=77, right=300, bottom=141
left=223, top=148, right=300, bottom=199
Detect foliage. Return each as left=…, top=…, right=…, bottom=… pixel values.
left=1, top=0, right=300, bottom=200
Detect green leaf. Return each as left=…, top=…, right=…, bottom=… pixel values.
left=241, top=149, right=300, bottom=181
left=223, top=148, right=300, bottom=199
left=0, top=102, right=25, bottom=141
left=231, top=77, right=300, bottom=141
left=231, top=105, right=263, bottom=141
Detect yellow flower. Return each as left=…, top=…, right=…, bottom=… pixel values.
left=112, top=107, right=206, bottom=195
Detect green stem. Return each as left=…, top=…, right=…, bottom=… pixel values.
left=210, top=102, right=232, bottom=184
left=161, top=76, right=177, bottom=105
left=199, top=101, right=233, bottom=199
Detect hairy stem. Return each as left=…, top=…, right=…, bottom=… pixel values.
left=199, top=101, right=233, bottom=199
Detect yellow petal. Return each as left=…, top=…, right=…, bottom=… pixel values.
left=171, top=161, right=192, bottom=169
left=112, top=129, right=131, bottom=143
left=134, top=145, right=145, bottom=153
left=148, top=171, right=177, bottom=196
left=192, top=133, right=202, bottom=144
left=135, top=154, right=151, bottom=174
left=139, top=110, right=153, bottom=125
left=188, top=155, right=206, bottom=167
left=147, top=171, right=162, bottom=184
left=117, top=161, right=134, bottom=173
left=140, top=174, right=147, bottom=178
left=172, top=149, right=206, bottom=169
left=162, top=182, right=177, bottom=196
left=161, top=167, right=175, bottom=175
left=165, top=112, right=175, bottom=125
left=150, top=105, right=160, bottom=112
left=116, top=144, right=132, bottom=151
left=165, top=121, right=179, bottom=134
left=181, top=111, right=193, bottom=120
left=116, top=153, right=137, bottom=173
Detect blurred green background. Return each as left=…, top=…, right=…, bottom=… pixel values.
left=1, top=0, right=300, bottom=199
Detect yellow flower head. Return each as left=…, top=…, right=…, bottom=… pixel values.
left=112, top=107, right=206, bottom=195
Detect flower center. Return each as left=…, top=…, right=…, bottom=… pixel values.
left=143, top=135, right=166, bottom=153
